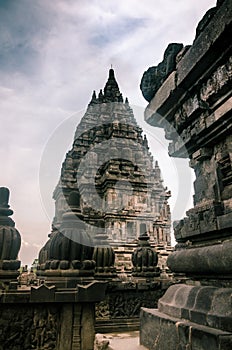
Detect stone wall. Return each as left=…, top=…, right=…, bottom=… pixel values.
left=0, top=281, right=106, bottom=350
left=0, top=279, right=168, bottom=349
left=0, top=302, right=95, bottom=350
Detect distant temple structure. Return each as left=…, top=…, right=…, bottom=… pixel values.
left=52, top=69, right=171, bottom=252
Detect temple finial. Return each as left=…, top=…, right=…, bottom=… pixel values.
left=0, top=187, right=10, bottom=208
left=89, top=90, right=97, bottom=106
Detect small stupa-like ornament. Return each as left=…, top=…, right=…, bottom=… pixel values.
left=92, top=232, right=116, bottom=279
left=132, top=232, right=160, bottom=278
left=0, top=187, right=21, bottom=281
left=37, top=191, right=95, bottom=287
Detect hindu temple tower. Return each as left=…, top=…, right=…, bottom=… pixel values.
left=52, top=69, right=171, bottom=253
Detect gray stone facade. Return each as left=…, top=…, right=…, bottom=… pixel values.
left=140, top=0, right=232, bottom=348
left=52, top=69, right=171, bottom=247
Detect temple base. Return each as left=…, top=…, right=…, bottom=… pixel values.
left=140, top=308, right=232, bottom=350
left=140, top=284, right=232, bottom=350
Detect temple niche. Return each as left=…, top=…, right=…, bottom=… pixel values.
left=51, top=68, right=171, bottom=271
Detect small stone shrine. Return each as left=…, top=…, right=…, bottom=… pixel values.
left=140, top=0, right=232, bottom=349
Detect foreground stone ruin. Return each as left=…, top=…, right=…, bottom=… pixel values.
left=140, top=0, right=232, bottom=349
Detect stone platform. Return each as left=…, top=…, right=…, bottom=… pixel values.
left=140, top=284, right=232, bottom=349
left=140, top=308, right=232, bottom=350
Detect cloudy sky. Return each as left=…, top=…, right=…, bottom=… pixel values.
left=0, top=0, right=216, bottom=266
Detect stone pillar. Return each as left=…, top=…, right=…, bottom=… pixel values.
left=0, top=187, right=21, bottom=283
left=58, top=303, right=95, bottom=350
left=140, top=1, right=232, bottom=348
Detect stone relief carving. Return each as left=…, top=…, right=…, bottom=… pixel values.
left=95, top=290, right=163, bottom=321
left=95, top=298, right=110, bottom=319
left=0, top=305, right=59, bottom=350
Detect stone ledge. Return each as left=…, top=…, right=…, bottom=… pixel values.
left=158, top=284, right=232, bottom=332
left=0, top=281, right=107, bottom=303
left=167, top=240, right=232, bottom=276
left=95, top=318, right=140, bottom=333
left=140, top=307, right=232, bottom=350
left=145, top=72, right=177, bottom=124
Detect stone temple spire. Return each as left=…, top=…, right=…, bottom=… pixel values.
left=103, top=68, right=123, bottom=102
left=51, top=68, right=171, bottom=250
left=89, top=69, right=123, bottom=105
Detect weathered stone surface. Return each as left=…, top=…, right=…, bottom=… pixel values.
left=144, top=0, right=232, bottom=131
left=144, top=71, right=177, bottom=125
left=140, top=308, right=232, bottom=350
left=81, top=303, right=95, bottom=350
left=195, top=6, right=217, bottom=39
left=30, top=284, right=56, bottom=302
left=140, top=308, right=179, bottom=350
left=167, top=240, right=232, bottom=277
left=140, top=0, right=232, bottom=348
left=0, top=303, right=59, bottom=350
left=0, top=280, right=107, bottom=350
left=176, top=0, right=232, bottom=88
left=142, top=0, right=232, bottom=258
left=140, top=43, right=183, bottom=102
left=58, top=303, right=96, bottom=350
left=93, top=233, right=117, bottom=279
left=158, top=284, right=232, bottom=332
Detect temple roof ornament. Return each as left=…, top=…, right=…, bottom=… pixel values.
left=0, top=187, right=21, bottom=281
left=132, top=232, right=159, bottom=278
left=89, top=69, right=123, bottom=105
